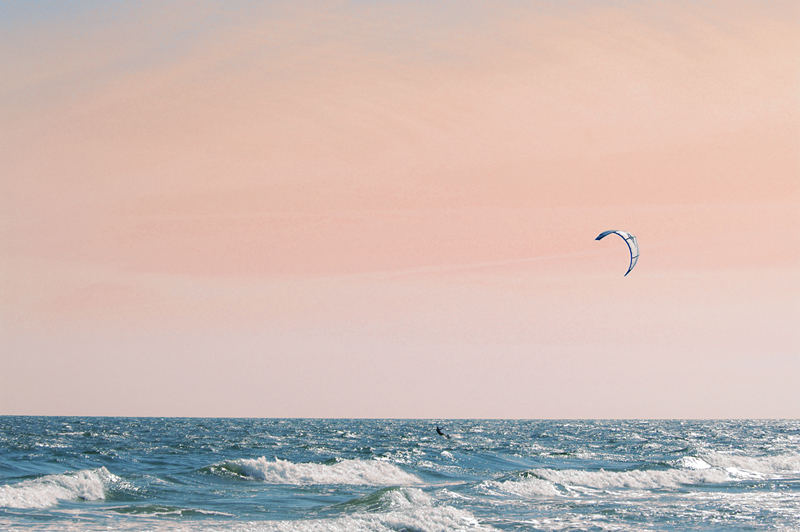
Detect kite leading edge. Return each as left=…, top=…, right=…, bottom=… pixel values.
left=595, top=230, right=639, bottom=276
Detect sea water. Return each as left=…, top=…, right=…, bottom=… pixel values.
left=0, top=418, right=798, bottom=530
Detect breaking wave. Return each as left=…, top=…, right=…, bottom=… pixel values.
left=688, top=452, right=800, bottom=476
left=482, top=475, right=565, bottom=498
left=0, top=467, right=117, bottom=509
left=484, top=452, right=800, bottom=499
left=482, top=466, right=731, bottom=498
left=529, top=466, right=731, bottom=490
left=110, top=504, right=234, bottom=517
left=213, top=457, right=421, bottom=486
left=225, top=487, right=493, bottom=531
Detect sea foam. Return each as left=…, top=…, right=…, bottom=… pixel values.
left=698, top=452, right=800, bottom=476
left=484, top=466, right=733, bottom=498
left=219, top=457, right=421, bottom=486
left=225, top=488, right=493, bottom=532
left=532, top=466, right=732, bottom=490
left=486, top=452, right=800, bottom=500
left=0, top=467, right=116, bottom=509
left=481, top=476, right=564, bottom=498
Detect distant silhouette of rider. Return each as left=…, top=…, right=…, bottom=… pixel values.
left=436, top=426, right=450, bottom=439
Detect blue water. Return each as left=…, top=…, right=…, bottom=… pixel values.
left=1, top=418, right=798, bottom=530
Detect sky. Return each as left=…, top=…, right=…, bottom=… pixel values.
left=1, top=1, right=798, bottom=418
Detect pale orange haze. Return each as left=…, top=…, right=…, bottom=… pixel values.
left=1, top=1, right=798, bottom=417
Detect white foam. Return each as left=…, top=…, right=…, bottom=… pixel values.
left=481, top=477, right=563, bottom=497
left=700, top=452, right=800, bottom=476
left=223, top=457, right=421, bottom=486
left=65, top=490, right=488, bottom=532
left=533, top=467, right=732, bottom=490
left=487, top=466, right=733, bottom=497
left=223, top=488, right=494, bottom=532
left=489, top=453, right=800, bottom=500
left=0, top=467, right=116, bottom=509
left=678, top=457, right=711, bottom=470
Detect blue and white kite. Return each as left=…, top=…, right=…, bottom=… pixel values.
left=595, top=230, right=639, bottom=276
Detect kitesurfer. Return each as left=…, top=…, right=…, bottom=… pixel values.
left=436, top=426, right=450, bottom=439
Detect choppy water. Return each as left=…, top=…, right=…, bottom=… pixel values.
left=0, top=418, right=798, bottom=530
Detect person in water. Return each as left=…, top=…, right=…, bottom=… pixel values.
left=436, top=426, right=450, bottom=439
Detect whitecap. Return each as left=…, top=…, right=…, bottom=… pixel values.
left=533, top=467, right=731, bottom=490
left=677, top=456, right=711, bottom=470
left=219, top=457, right=421, bottom=486
left=0, top=467, right=117, bottom=509
left=481, top=477, right=563, bottom=498
left=701, top=452, right=800, bottom=476
left=222, top=487, right=493, bottom=532
left=485, top=466, right=733, bottom=497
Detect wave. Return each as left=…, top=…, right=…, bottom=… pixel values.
left=225, top=487, right=493, bottom=532
left=335, top=486, right=436, bottom=513
left=691, top=452, right=800, bottom=476
left=676, top=456, right=711, bottom=470
left=0, top=467, right=117, bottom=509
left=533, top=467, right=732, bottom=490
left=483, top=466, right=731, bottom=497
left=0, top=489, right=493, bottom=532
left=484, top=452, right=800, bottom=499
left=110, top=504, right=234, bottom=517
left=213, top=457, right=421, bottom=486
left=482, top=476, right=565, bottom=498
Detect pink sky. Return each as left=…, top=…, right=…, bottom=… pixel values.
left=1, top=1, right=798, bottom=417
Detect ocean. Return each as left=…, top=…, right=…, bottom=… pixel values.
left=0, top=418, right=798, bottom=530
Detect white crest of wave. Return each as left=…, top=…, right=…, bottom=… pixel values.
left=0, top=467, right=116, bottom=509
left=226, top=457, right=421, bottom=486
left=489, top=452, right=800, bottom=499
left=481, top=477, right=563, bottom=497
left=534, top=467, right=732, bottom=489
left=677, top=456, right=711, bottom=470
left=700, top=452, right=800, bottom=475
left=224, top=488, right=494, bottom=532
left=488, top=466, right=732, bottom=496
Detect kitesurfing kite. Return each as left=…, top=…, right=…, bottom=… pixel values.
left=595, top=230, right=639, bottom=276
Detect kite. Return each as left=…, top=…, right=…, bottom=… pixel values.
left=595, top=230, right=639, bottom=276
